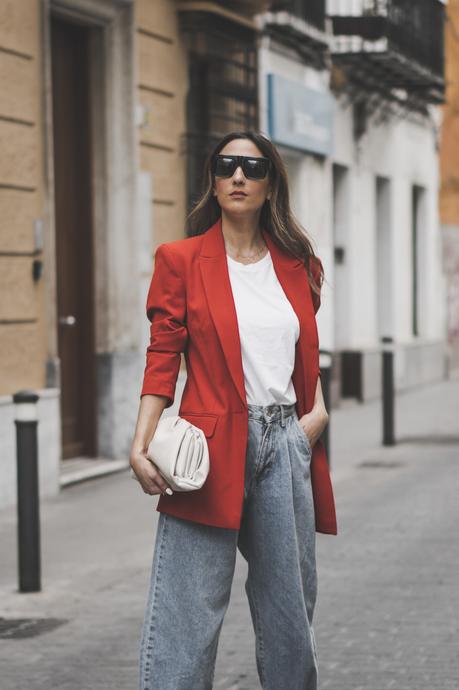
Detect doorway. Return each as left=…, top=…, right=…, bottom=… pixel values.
left=375, top=176, right=393, bottom=341
left=50, top=15, right=97, bottom=459
left=332, top=163, right=350, bottom=350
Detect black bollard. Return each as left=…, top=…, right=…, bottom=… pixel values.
left=319, top=349, right=332, bottom=467
left=13, top=390, right=42, bottom=592
left=381, top=337, right=395, bottom=446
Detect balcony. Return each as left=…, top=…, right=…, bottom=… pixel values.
left=256, top=1, right=330, bottom=66
left=329, top=0, right=445, bottom=104
left=176, top=1, right=272, bottom=23
left=270, top=0, right=326, bottom=30
left=177, top=5, right=259, bottom=213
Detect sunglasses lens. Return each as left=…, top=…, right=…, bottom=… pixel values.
left=214, top=156, right=236, bottom=178
left=243, top=158, right=269, bottom=179
left=213, top=155, right=270, bottom=179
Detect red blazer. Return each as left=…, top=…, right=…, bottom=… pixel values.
left=140, top=216, right=337, bottom=534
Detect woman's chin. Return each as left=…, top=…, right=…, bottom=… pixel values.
left=220, top=204, right=262, bottom=218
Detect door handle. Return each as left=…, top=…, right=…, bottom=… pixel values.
left=59, top=315, right=77, bottom=326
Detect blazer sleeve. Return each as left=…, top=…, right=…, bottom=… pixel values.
left=140, top=243, right=188, bottom=407
left=309, top=254, right=322, bottom=316
left=309, top=254, right=323, bottom=378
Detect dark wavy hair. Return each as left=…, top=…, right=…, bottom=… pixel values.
left=185, top=130, right=323, bottom=299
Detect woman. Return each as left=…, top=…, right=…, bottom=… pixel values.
left=130, top=131, right=337, bottom=690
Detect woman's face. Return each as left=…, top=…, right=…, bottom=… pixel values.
left=212, top=139, right=272, bottom=218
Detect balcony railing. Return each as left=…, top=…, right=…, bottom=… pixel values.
left=330, top=0, right=445, bottom=102
left=257, top=1, right=329, bottom=68
left=269, top=0, right=326, bottom=31
left=387, top=0, right=443, bottom=78
left=178, top=9, right=259, bottom=214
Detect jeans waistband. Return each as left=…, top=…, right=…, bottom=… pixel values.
left=247, top=402, right=297, bottom=427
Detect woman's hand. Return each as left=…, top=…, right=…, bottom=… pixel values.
left=130, top=394, right=173, bottom=496
left=297, top=405, right=329, bottom=449
left=130, top=448, right=174, bottom=496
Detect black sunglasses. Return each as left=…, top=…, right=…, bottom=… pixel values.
left=212, top=154, right=271, bottom=180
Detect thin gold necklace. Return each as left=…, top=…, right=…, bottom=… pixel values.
left=225, top=238, right=267, bottom=263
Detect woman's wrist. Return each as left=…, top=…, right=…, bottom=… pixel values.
left=130, top=438, right=150, bottom=463
left=310, top=402, right=329, bottom=428
left=134, top=439, right=149, bottom=453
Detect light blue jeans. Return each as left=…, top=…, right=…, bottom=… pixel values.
left=139, top=402, right=318, bottom=690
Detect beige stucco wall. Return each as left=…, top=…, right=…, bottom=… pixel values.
left=0, top=0, right=190, bottom=397
left=440, top=0, right=459, bottom=225
left=0, top=0, right=260, bottom=398
left=0, top=0, right=47, bottom=395
left=135, top=0, right=188, bottom=248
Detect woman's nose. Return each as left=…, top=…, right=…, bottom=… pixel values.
left=233, top=166, right=245, bottom=181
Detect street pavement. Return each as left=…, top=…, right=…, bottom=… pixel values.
left=1, top=378, right=458, bottom=690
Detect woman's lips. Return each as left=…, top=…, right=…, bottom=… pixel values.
left=230, top=192, right=247, bottom=197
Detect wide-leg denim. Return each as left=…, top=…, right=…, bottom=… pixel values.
left=138, top=402, right=318, bottom=690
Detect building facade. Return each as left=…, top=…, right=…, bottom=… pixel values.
left=258, top=0, right=447, bottom=404
left=0, top=0, right=447, bottom=510
left=0, top=0, right=267, bottom=508
left=440, top=0, right=459, bottom=375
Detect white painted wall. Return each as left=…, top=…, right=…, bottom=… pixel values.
left=333, top=100, right=444, bottom=351
left=258, top=41, right=334, bottom=354
left=259, top=39, right=446, bottom=390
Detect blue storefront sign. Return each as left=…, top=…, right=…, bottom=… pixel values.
left=267, top=73, right=334, bottom=157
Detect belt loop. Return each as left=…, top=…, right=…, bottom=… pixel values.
left=280, top=405, right=285, bottom=428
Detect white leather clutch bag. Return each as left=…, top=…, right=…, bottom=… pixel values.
left=130, top=415, right=210, bottom=492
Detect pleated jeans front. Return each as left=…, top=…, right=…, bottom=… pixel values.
left=139, top=402, right=318, bottom=690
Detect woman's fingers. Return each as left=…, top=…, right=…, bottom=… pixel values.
left=145, top=462, right=173, bottom=495
left=130, top=453, right=173, bottom=495
left=141, top=464, right=172, bottom=495
left=297, top=416, right=317, bottom=447
left=141, top=479, right=164, bottom=495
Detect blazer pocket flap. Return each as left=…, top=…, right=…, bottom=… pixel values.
left=180, top=413, right=218, bottom=438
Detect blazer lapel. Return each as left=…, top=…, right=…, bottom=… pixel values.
left=199, top=217, right=247, bottom=407
left=199, top=216, right=318, bottom=414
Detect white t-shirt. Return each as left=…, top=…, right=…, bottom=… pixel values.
left=226, top=249, right=300, bottom=406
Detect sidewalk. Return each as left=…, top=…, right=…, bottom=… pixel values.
left=328, top=374, right=459, bottom=482
left=0, top=377, right=458, bottom=689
